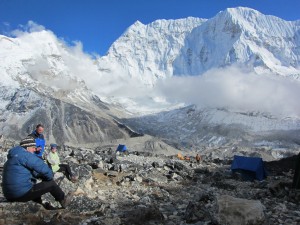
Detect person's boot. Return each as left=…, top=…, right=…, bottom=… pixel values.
left=59, top=192, right=73, bottom=208
left=43, top=202, right=56, bottom=210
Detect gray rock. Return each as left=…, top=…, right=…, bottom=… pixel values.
left=217, top=195, right=265, bottom=225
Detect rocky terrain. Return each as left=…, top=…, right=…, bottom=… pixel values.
left=1, top=139, right=300, bottom=225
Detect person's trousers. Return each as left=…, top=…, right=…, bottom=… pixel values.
left=11, top=180, right=65, bottom=204
left=58, top=164, right=73, bottom=179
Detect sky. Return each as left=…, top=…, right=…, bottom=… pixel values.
left=0, top=0, right=299, bottom=56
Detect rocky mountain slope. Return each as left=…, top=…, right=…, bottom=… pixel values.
left=0, top=87, right=130, bottom=145
left=121, top=105, right=300, bottom=150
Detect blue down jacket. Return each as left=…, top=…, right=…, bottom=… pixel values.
left=2, top=146, right=53, bottom=200
left=29, top=131, right=46, bottom=157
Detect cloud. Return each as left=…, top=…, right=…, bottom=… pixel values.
left=2, top=22, right=10, bottom=27
left=11, top=20, right=45, bottom=36
left=155, top=66, right=300, bottom=117
left=0, top=22, right=11, bottom=36
left=30, top=35, right=300, bottom=118
left=58, top=42, right=153, bottom=98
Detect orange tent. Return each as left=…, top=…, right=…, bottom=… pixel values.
left=177, top=153, right=184, bottom=160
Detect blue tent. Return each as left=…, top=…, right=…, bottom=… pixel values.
left=231, top=155, right=267, bottom=181
left=116, top=144, right=128, bottom=152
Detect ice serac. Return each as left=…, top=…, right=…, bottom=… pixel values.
left=173, top=7, right=300, bottom=77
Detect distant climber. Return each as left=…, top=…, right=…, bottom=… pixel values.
left=47, top=143, right=78, bottom=183
left=195, top=154, right=201, bottom=164
left=2, top=136, right=73, bottom=209
left=28, top=124, right=46, bottom=159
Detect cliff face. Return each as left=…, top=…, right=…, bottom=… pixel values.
left=0, top=87, right=130, bottom=145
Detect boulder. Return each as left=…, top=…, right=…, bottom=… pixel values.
left=217, top=195, right=265, bottom=225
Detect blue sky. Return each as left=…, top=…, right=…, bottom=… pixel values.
left=0, top=0, right=299, bottom=56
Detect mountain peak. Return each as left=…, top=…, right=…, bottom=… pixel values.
left=132, top=20, right=144, bottom=26
left=212, top=7, right=263, bottom=27
left=224, top=7, right=261, bottom=18
left=216, top=6, right=295, bottom=30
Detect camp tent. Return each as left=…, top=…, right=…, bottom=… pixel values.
left=177, top=153, right=184, bottom=160
left=231, top=155, right=267, bottom=181
left=116, top=144, right=128, bottom=152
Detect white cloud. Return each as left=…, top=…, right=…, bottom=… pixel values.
left=2, top=22, right=10, bottom=27
left=11, top=20, right=45, bottom=36
left=42, top=40, right=300, bottom=118
left=155, top=66, right=300, bottom=117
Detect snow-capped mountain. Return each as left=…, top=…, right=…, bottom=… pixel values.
left=0, top=7, right=299, bottom=148
left=96, top=17, right=206, bottom=86
left=97, top=7, right=300, bottom=86
left=174, top=7, right=300, bottom=77
left=0, top=31, right=95, bottom=105
left=0, top=31, right=134, bottom=144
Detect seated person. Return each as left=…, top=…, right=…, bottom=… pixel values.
left=2, top=137, right=73, bottom=209
left=47, top=144, right=78, bottom=183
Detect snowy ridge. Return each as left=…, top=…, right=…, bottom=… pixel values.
left=174, top=7, right=300, bottom=77
left=96, top=17, right=206, bottom=86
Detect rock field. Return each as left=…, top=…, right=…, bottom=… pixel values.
left=0, top=144, right=300, bottom=225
